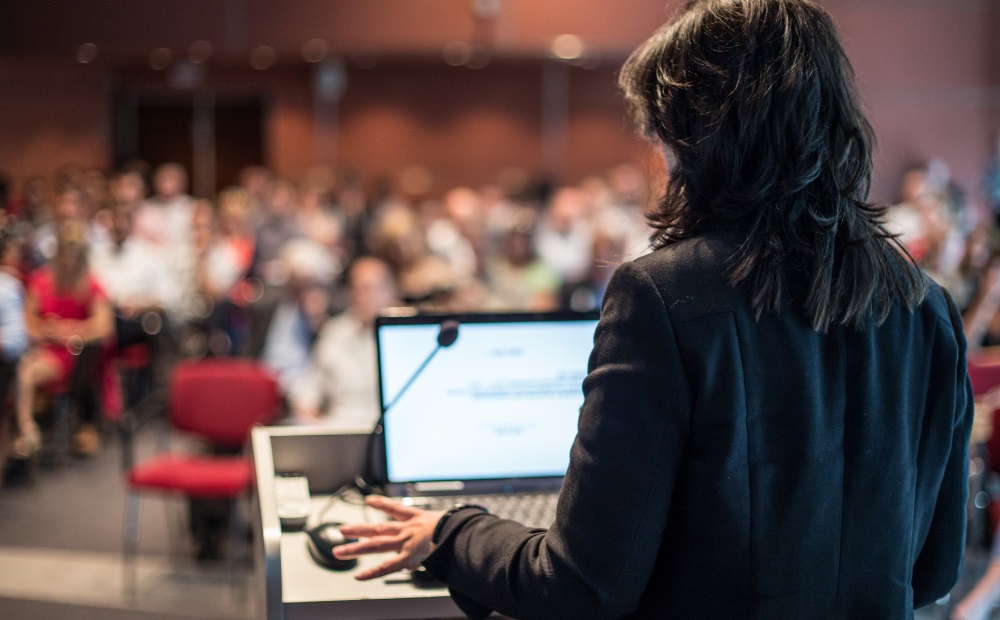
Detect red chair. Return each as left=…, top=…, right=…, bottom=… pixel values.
left=970, top=359, right=1000, bottom=538
left=984, top=408, right=1000, bottom=538
left=122, top=359, right=279, bottom=599
left=968, top=359, right=1000, bottom=398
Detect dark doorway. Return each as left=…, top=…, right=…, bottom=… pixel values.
left=117, top=94, right=265, bottom=198
left=135, top=102, right=194, bottom=181
left=215, top=99, right=264, bottom=191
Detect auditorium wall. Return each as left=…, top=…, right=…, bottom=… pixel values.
left=0, top=59, right=110, bottom=186
left=0, top=0, right=997, bottom=204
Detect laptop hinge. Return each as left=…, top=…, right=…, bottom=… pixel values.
left=412, top=481, right=465, bottom=493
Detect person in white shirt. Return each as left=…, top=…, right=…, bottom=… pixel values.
left=90, top=205, right=173, bottom=347
left=92, top=206, right=173, bottom=313
left=290, top=257, right=398, bottom=428
left=133, top=163, right=194, bottom=249
left=534, top=187, right=594, bottom=285
left=0, top=233, right=28, bottom=460
left=426, top=188, right=481, bottom=281
left=163, top=201, right=250, bottom=358
left=259, top=238, right=340, bottom=390
left=0, top=232, right=28, bottom=363
left=29, top=187, right=101, bottom=268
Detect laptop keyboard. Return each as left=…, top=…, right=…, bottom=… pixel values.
left=405, top=493, right=559, bottom=529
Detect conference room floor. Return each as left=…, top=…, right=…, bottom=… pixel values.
left=0, top=415, right=990, bottom=620
left=0, top=416, right=252, bottom=620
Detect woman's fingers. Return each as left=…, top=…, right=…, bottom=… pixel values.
left=338, top=522, right=402, bottom=538
left=335, top=499, right=439, bottom=578
left=364, top=495, right=423, bottom=520
left=354, top=553, right=412, bottom=581
left=333, top=534, right=406, bottom=559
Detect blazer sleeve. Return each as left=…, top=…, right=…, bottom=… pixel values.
left=422, top=260, right=692, bottom=620
left=911, top=291, right=974, bottom=608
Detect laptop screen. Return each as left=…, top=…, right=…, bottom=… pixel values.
left=376, top=312, right=600, bottom=484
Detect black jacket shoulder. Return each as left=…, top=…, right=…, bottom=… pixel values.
left=425, top=230, right=973, bottom=620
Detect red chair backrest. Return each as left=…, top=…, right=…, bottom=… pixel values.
left=968, top=360, right=1000, bottom=398
left=989, top=408, right=1000, bottom=474
left=169, top=359, right=279, bottom=447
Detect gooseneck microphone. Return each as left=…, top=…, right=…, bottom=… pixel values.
left=358, top=320, right=460, bottom=492
left=381, top=320, right=460, bottom=414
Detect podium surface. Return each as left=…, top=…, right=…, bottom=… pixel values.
left=251, top=426, right=463, bottom=620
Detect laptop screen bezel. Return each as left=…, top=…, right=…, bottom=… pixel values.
left=374, top=309, right=600, bottom=496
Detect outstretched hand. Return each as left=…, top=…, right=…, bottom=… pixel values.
left=334, top=495, right=446, bottom=581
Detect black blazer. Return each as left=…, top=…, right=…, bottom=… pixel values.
left=424, top=230, right=974, bottom=620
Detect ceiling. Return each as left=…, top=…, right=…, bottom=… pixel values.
left=0, top=0, right=681, bottom=66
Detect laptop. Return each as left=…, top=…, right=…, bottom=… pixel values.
left=374, top=310, right=600, bottom=528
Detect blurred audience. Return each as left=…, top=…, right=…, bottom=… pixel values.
left=16, top=177, right=52, bottom=230
left=21, top=151, right=1000, bottom=593
left=290, top=257, right=398, bottom=427
left=91, top=204, right=171, bottom=351
left=535, top=187, right=594, bottom=288
left=0, top=233, right=28, bottom=365
left=371, top=205, right=458, bottom=304
left=15, top=222, right=113, bottom=458
left=216, top=186, right=256, bottom=271
left=109, top=170, right=147, bottom=213
left=0, top=231, right=27, bottom=461
left=30, top=187, right=83, bottom=268
left=485, top=208, right=560, bottom=311
left=187, top=200, right=246, bottom=309
left=298, top=180, right=343, bottom=257
left=238, top=165, right=273, bottom=232
left=32, top=153, right=1000, bottom=448
left=428, top=188, right=481, bottom=280
left=136, top=163, right=195, bottom=249
left=253, top=179, right=303, bottom=286
left=0, top=159, right=668, bottom=467
left=258, top=240, right=335, bottom=391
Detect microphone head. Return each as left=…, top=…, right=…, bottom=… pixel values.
left=437, top=320, right=460, bottom=348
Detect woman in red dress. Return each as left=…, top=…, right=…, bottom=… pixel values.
left=11, top=221, right=113, bottom=459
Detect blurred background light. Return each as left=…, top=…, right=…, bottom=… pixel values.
left=399, top=166, right=433, bottom=196
left=250, top=45, right=276, bottom=70
left=302, top=38, right=328, bottom=63
left=352, top=45, right=380, bottom=69
left=472, top=0, right=503, bottom=20
left=551, top=34, right=584, bottom=60
left=188, top=40, right=213, bottom=64
left=149, top=47, right=173, bottom=70
left=75, top=42, right=97, bottom=64
left=466, top=44, right=490, bottom=69
left=443, top=41, right=472, bottom=67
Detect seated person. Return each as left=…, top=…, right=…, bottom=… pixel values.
left=216, top=187, right=255, bottom=278
left=259, top=240, right=338, bottom=391
left=29, top=187, right=82, bottom=269
left=12, top=222, right=113, bottom=458
left=534, top=187, right=594, bottom=287
left=90, top=204, right=172, bottom=348
left=297, top=181, right=343, bottom=254
left=290, top=257, right=398, bottom=427
left=485, top=209, right=561, bottom=311
left=0, top=231, right=29, bottom=459
left=200, top=192, right=256, bottom=356
left=370, top=205, right=459, bottom=306
left=252, top=180, right=303, bottom=286
left=0, top=231, right=29, bottom=363
left=134, top=163, right=194, bottom=249
left=169, top=201, right=252, bottom=357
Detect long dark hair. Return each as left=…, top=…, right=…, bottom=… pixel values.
left=620, top=0, right=925, bottom=331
